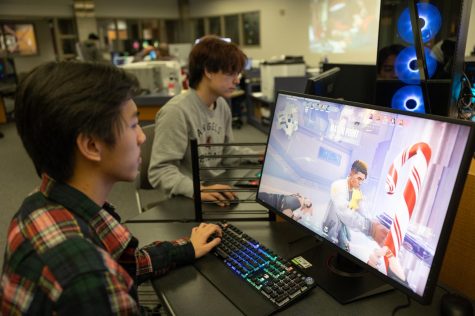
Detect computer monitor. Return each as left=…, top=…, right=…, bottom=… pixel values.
left=304, top=67, right=340, bottom=98
left=274, top=76, right=308, bottom=96
left=168, top=43, right=192, bottom=67
left=0, top=57, right=17, bottom=92
left=256, top=91, right=475, bottom=304
left=322, top=63, right=377, bottom=103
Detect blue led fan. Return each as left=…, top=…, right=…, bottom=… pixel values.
left=394, top=46, right=437, bottom=84
left=397, top=3, right=442, bottom=44
left=391, top=85, right=425, bottom=113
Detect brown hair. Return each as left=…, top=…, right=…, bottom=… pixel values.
left=351, top=160, right=368, bottom=178
left=188, top=35, right=246, bottom=89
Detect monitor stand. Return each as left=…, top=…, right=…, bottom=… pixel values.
left=292, top=241, right=394, bottom=304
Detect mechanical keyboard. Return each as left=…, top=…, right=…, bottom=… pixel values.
left=201, top=222, right=316, bottom=314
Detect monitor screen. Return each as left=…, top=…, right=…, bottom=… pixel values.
left=256, top=91, right=475, bottom=304
left=304, top=67, right=340, bottom=98
left=0, top=57, right=16, bottom=82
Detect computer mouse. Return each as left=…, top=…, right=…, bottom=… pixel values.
left=228, top=196, right=240, bottom=207
left=440, top=293, right=474, bottom=316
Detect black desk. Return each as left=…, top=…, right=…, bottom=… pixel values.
left=126, top=220, right=447, bottom=315
left=126, top=166, right=267, bottom=223
left=133, top=94, right=173, bottom=122
left=126, top=194, right=268, bottom=223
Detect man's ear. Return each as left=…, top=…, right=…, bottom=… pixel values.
left=76, top=133, right=102, bottom=162
left=204, top=69, right=213, bottom=80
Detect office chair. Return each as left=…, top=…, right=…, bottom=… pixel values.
left=135, top=123, right=157, bottom=213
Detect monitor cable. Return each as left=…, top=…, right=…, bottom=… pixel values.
left=391, top=294, right=412, bottom=315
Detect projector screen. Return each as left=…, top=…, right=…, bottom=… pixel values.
left=309, top=0, right=380, bottom=63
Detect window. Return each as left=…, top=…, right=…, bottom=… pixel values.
left=224, top=15, right=239, bottom=44
left=242, top=11, right=260, bottom=46
left=192, top=18, right=205, bottom=41
left=208, top=16, right=221, bottom=36
left=192, top=11, right=260, bottom=46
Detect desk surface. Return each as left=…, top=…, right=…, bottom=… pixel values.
left=126, top=221, right=453, bottom=316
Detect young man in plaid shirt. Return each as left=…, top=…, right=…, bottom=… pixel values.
left=0, top=61, right=223, bottom=315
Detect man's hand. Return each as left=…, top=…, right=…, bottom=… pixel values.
left=200, top=184, right=237, bottom=207
left=371, top=221, right=389, bottom=246
left=190, top=223, right=222, bottom=258
left=282, top=208, right=300, bottom=220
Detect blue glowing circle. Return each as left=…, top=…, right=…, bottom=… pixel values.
left=397, top=3, right=442, bottom=44
left=391, top=85, right=426, bottom=113
left=394, top=46, right=438, bottom=84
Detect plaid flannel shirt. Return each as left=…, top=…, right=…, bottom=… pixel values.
left=1, top=175, right=195, bottom=315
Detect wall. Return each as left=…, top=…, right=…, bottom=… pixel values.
left=94, top=0, right=178, bottom=18
left=0, top=0, right=179, bottom=74
left=7, top=20, right=57, bottom=76
left=190, top=0, right=475, bottom=67
left=0, top=0, right=72, bottom=17
left=1, top=0, right=474, bottom=71
left=0, top=0, right=179, bottom=18
left=189, top=0, right=332, bottom=67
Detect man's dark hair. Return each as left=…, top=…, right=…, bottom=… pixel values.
left=188, top=35, right=246, bottom=89
left=15, top=61, right=139, bottom=183
left=351, top=160, right=368, bottom=178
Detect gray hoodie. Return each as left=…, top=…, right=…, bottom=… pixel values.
left=148, top=89, right=255, bottom=201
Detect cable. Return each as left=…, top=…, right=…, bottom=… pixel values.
left=391, top=294, right=412, bottom=315
left=457, top=72, right=474, bottom=120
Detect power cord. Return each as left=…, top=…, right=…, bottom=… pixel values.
left=391, top=294, right=412, bottom=315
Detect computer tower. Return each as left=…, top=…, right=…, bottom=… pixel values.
left=375, top=0, right=472, bottom=116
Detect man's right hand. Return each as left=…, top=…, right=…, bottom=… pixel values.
left=200, top=184, right=237, bottom=207
left=371, top=221, right=389, bottom=246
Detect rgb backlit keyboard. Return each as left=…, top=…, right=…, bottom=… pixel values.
left=211, top=222, right=316, bottom=308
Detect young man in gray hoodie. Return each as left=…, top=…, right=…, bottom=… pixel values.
left=149, top=35, right=256, bottom=206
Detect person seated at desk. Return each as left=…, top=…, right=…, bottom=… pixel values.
left=133, top=42, right=176, bottom=62
left=76, top=33, right=104, bottom=63
left=0, top=61, right=223, bottom=314
left=148, top=35, right=258, bottom=207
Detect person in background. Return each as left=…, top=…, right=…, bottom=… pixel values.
left=77, top=32, right=104, bottom=62
left=148, top=35, right=258, bottom=207
left=377, top=44, right=404, bottom=79
left=133, top=42, right=175, bottom=62
left=0, top=61, right=222, bottom=314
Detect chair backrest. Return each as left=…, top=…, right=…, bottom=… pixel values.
left=137, top=123, right=156, bottom=190
left=134, top=123, right=157, bottom=213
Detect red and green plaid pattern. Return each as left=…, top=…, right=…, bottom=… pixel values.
left=1, top=175, right=195, bottom=314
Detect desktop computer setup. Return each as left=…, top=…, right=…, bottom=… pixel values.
left=120, top=60, right=183, bottom=96
left=196, top=90, right=475, bottom=314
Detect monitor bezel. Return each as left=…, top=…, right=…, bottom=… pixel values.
left=256, top=90, right=475, bottom=304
